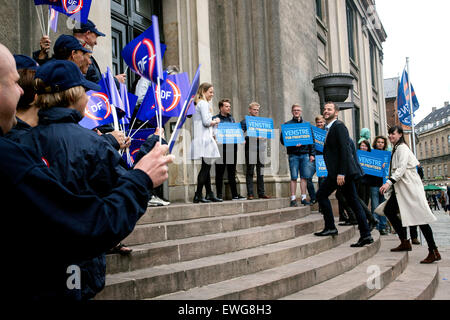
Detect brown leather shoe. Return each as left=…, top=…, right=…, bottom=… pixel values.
left=390, top=239, right=412, bottom=252
left=420, top=249, right=440, bottom=264
left=259, top=195, right=270, bottom=199
left=247, top=195, right=254, bottom=200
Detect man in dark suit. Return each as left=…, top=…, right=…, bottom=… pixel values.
left=314, top=102, right=373, bottom=247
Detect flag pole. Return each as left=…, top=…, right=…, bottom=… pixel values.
left=406, top=57, right=416, bottom=156
left=47, top=7, right=51, bottom=36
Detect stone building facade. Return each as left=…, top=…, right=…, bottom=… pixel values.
left=416, top=103, right=450, bottom=185
left=0, top=0, right=387, bottom=202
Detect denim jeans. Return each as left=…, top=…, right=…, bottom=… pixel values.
left=288, top=154, right=315, bottom=180
left=370, top=186, right=387, bottom=230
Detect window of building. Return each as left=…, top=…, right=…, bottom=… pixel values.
left=111, top=0, right=163, bottom=89
left=448, top=135, right=450, bottom=147
left=438, top=165, right=442, bottom=176
left=427, top=167, right=431, bottom=179
left=369, top=39, right=377, bottom=89
left=436, top=138, right=440, bottom=155
left=445, top=164, right=448, bottom=177
left=346, top=1, right=356, bottom=62
left=433, top=166, right=436, bottom=177
left=431, top=140, right=434, bottom=156
left=316, top=0, right=323, bottom=20
left=353, top=106, right=361, bottom=142
left=425, top=141, right=427, bottom=156
left=374, top=122, right=379, bottom=136
left=442, top=136, right=446, bottom=154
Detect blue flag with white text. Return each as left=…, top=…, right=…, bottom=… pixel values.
left=397, top=68, right=420, bottom=126
left=78, top=91, right=115, bottom=129
left=51, top=0, right=92, bottom=24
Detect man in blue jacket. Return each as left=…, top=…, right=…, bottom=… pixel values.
left=0, top=43, right=173, bottom=300
left=281, top=104, right=316, bottom=207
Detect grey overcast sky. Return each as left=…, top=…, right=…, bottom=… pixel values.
left=376, top=0, right=450, bottom=123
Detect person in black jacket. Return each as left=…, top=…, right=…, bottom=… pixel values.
left=240, top=102, right=270, bottom=200
left=0, top=43, right=173, bottom=300
left=314, top=102, right=373, bottom=247
left=212, top=99, right=245, bottom=201
left=280, top=104, right=316, bottom=207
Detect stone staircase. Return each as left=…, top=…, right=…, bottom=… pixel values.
left=95, top=198, right=444, bottom=300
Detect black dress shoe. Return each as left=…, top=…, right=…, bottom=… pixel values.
left=368, top=220, right=377, bottom=231
left=193, top=195, right=211, bottom=203
left=338, top=221, right=358, bottom=226
left=206, top=193, right=223, bottom=202
left=350, top=236, right=374, bottom=247
left=314, top=228, right=338, bottom=237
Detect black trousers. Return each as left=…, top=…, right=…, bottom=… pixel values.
left=317, top=176, right=371, bottom=238
left=384, top=190, right=437, bottom=250
left=245, top=147, right=265, bottom=197
left=196, top=158, right=213, bottom=196
left=215, top=147, right=238, bottom=198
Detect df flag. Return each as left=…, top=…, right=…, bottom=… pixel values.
left=397, top=68, right=419, bottom=126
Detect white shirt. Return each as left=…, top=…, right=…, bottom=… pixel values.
left=325, top=119, right=337, bottom=131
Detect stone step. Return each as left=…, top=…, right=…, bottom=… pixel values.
left=432, top=247, right=450, bottom=300
left=153, top=232, right=381, bottom=300
left=280, top=235, right=408, bottom=300
left=370, top=245, right=440, bottom=300
left=106, top=214, right=324, bottom=275
left=123, top=206, right=310, bottom=246
left=96, top=221, right=356, bottom=300
left=138, top=198, right=291, bottom=225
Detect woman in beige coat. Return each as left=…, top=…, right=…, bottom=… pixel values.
left=378, top=126, right=440, bottom=263
left=190, top=82, right=222, bottom=203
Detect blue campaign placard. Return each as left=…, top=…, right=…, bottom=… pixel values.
left=311, top=126, right=326, bottom=153
left=245, top=116, right=274, bottom=139
left=281, top=123, right=314, bottom=147
left=216, top=123, right=245, bottom=144
left=357, top=149, right=391, bottom=178
left=316, top=155, right=328, bottom=177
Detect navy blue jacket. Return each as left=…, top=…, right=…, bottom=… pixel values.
left=280, top=117, right=315, bottom=157
left=0, top=128, right=151, bottom=300
left=4, top=117, right=32, bottom=142
left=15, top=108, right=131, bottom=299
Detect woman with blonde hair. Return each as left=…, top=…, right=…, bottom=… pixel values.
left=190, top=82, right=222, bottom=203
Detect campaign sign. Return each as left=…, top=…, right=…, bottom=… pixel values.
left=311, top=126, right=326, bottom=153
left=377, top=149, right=391, bottom=184
left=216, top=123, right=244, bottom=144
left=245, top=116, right=274, bottom=139
left=281, top=123, right=313, bottom=147
left=315, top=155, right=328, bottom=177
left=357, top=149, right=390, bottom=178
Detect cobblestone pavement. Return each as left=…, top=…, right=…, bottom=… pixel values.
left=429, top=208, right=450, bottom=248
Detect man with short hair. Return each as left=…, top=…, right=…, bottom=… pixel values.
left=240, top=102, right=269, bottom=200
left=213, top=99, right=245, bottom=201
left=281, top=104, right=315, bottom=207
left=73, top=20, right=126, bottom=84
left=53, top=34, right=93, bottom=74
left=314, top=102, right=373, bottom=247
left=0, top=43, right=173, bottom=299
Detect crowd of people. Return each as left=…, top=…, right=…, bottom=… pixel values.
left=1, top=17, right=443, bottom=300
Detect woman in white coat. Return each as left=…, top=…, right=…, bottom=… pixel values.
left=190, top=82, right=222, bottom=203
left=378, top=126, right=440, bottom=263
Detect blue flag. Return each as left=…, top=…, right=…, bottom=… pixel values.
left=123, top=128, right=155, bottom=168
left=119, top=83, right=138, bottom=125
left=51, top=0, right=92, bottom=24
left=122, top=24, right=167, bottom=84
left=136, top=72, right=191, bottom=122
left=168, top=65, right=201, bottom=152
left=397, top=68, right=419, bottom=126
left=49, top=7, right=59, bottom=32
left=78, top=91, right=115, bottom=129
left=281, top=123, right=313, bottom=147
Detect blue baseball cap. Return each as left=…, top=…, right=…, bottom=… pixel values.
left=54, top=35, right=92, bottom=54
left=77, top=20, right=106, bottom=37
left=14, top=54, right=39, bottom=70
left=35, top=60, right=101, bottom=94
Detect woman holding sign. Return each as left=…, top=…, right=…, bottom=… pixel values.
left=190, top=82, right=222, bottom=203
left=377, top=126, right=440, bottom=263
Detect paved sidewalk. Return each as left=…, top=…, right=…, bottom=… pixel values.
left=429, top=209, right=450, bottom=248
